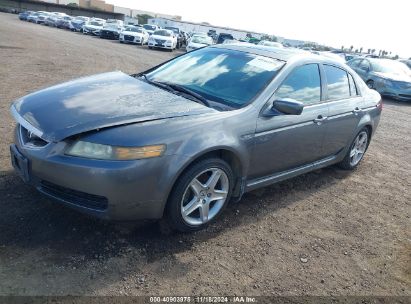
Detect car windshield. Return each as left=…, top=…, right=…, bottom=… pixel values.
left=154, top=30, right=172, bottom=37
left=143, top=25, right=156, bottom=30
left=191, top=36, right=212, bottom=44
left=371, top=60, right=411, bottom=75
left=90, top=21, right=102, bottom=26
left=126, top=27, right=142, bottom=33
left=146, top=47, right=284, bottom=109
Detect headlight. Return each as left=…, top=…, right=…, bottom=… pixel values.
left=66, top=141, right=166, bottom=160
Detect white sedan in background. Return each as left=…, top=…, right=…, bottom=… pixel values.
left=258, top=40, right=284, bottom=48
left=82, top=20, right=105, bottom=36
left=148, top=29, right=177, bottom=51
left=186, top=35, right=213, bottom=52
left=119, top=26, right=149, bottom=45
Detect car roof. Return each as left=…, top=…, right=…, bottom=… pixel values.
left=212, top=44, right=312, bottom=61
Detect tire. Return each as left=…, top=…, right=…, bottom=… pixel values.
left=366, top=80, right=374, bottom=89
left=166, top=158, right=234, bottom=232
left=119, top=40, right=123, bottom=43
left=149, top=46, right=152, bottom=49
left=338, top=128, right=370, bottom=170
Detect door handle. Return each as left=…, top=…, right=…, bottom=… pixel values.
left=314, top=115, right=328, bottom=124
left=353, top=107, right=363, bottom=114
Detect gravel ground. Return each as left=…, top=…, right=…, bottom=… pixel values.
left=0, top=13, right=410, bottom=297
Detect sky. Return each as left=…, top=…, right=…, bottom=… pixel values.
left=106, top=0, right=410, bottom=58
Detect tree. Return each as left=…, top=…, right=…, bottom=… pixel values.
left=371, top=48, right=375, bottom=54
left=367, top=48, right=371, bottom=54
left=359, top=47, right=363, bottom=53
left=136, top=14, right=153, bottom=25
left=350, top=45, right=354, bottom=52
left=341, top=45, right=344, bottom=51
left=394, top=55, right=399, bottom=60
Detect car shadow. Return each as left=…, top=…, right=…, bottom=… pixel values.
left=0, top=165, right=352, bottom=292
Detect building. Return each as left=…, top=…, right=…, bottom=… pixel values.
left=131, top=9, right=181, bottom=20
left=148, top=17, right=266, bottom=40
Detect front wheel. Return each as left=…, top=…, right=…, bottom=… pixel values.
left=338, top=128, right=370, bottom=170
left=366, top=80, right=375, bottom=89
left=166, top=158, right=234, bottom=232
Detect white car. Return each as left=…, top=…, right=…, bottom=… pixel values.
left=142, top=24, right=160, bottom=35
left=148, top=29, right=177, bottom=51
left=119, top=26, right=149, bottom=45
left=82, top=20, right=105, bottom=36
left=106, top=19, right=123, bottom=27
left=258, top=40, right=284, bottom=48
left=186, top=35, right=213, bottom=52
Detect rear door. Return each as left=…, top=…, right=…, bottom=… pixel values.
left=249, top=64, right=329, bottom=179
left=320, top=64, right=364, bottom=157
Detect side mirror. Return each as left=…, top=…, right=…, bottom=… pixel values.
left=263, top=99, right=304, bottom=116
left=360, top=66, right=369, bottom=72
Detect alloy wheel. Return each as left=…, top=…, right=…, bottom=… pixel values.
left=181, top=168, right=229, bottom=226
left=349, top=131, right=368, bottom=166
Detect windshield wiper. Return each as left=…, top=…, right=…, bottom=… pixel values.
left=141, top=75, right=210, bottom=107
left=165, top=83, right=210, bottom=107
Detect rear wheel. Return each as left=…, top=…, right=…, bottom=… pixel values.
left=166, top=158, right=234, bottom=232
left=338, top=128, right=370, bottom=170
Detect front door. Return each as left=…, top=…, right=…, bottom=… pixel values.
left=249, top=64, right=329, bottom=180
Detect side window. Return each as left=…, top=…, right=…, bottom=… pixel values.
left=348, top=73, right=358, bottom=96
left=324, top=65, right=350, bottom=100
left=348, top=59, right=361, bottom=68
left=275, top=64, right=321, bottom=105
left=359, top=59, right=370, bottom=71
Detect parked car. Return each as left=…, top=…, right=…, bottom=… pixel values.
left=100, top=24, right=123, bottom=40
left=55, top=16, right=73, bottom=29
left=399, top=59, right=411, bottom=70
left=105, top=19, right=123, bottom=27
left=186, top=35, right=213, bottom=52
left=164, top=26, right=185, bottom=48
left=45, top=12, right=69, bottom=27
left=258, top=40, right=283, bottom=48
left=82, top=20, right=105, bottom=36
left=142, top=24, right=160, bottom=35
left=216, top=33, right=234, bottom=44
left=36, top=12, right=50, bottom=25
left=18, top=11, right=33, bottom=21
left=119, top=26, right=149, bottom=45
left=10, top=45, right=382, bottom=232
left=26, top=11, right=44, bottom=23
left=347, top=58, right=411, bottom=101
left=148, top=29, right=177, bottom=51
left=69, top=16, right=89, bottom=32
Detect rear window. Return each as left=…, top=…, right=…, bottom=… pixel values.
left=324, top=65, right=350, bottom=100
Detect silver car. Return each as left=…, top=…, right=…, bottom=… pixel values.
left=10, top=45, right=382, bottom=232
left=347, top=58, right=411, bottom=101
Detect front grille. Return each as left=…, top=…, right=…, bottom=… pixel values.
left=124, top=35, right=135, bottom=41
left=19, top=124, right=48, bottom=148
left=39, top=181, right=108, bottom=211
left=155, top=39, right=166, bottom=44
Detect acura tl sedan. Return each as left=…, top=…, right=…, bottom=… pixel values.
left=10, top=45, right=382, bottom=232
left=347, top=58, right=411, bottom=101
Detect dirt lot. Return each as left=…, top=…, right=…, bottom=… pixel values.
left=0, top=12, right=410, bottom=297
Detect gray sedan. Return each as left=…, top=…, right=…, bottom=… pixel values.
left=10, top=45, right=382, bottom=232
left=347, top=58, right=411, bottom=101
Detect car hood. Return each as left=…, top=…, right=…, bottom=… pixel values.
left=12, top=71, right=216, bottom=142
left=151, top=35, right=173, bottom=41
left=374, top=72, right=411, bottom=82
left=85, top=25, right=102, bottom=30
left=122, top=31, right=144, bottom=36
